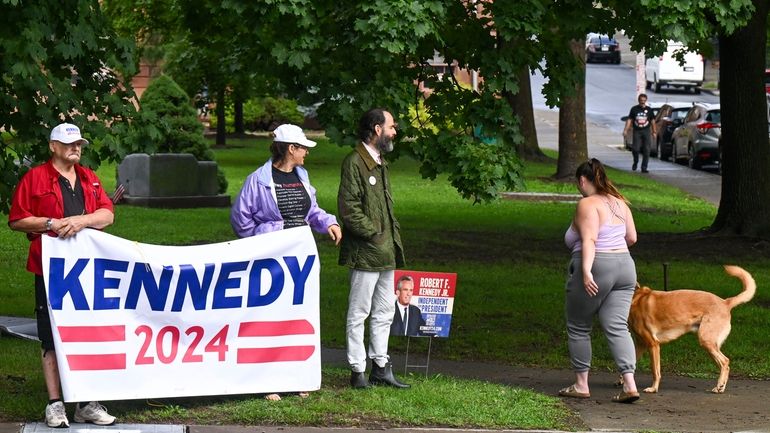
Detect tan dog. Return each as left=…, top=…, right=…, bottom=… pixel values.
left=628, top=265, right=755, bottom=394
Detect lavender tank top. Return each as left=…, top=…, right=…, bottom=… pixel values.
left=564, top=198, right=628, bottom=253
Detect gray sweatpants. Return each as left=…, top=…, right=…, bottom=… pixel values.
left=565, top=251, right=637, bottom=374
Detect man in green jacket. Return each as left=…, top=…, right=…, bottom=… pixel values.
left=338, top=108, right=408, bottom=389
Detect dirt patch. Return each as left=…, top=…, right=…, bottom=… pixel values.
left=410, top=230, right=770, bottom=267
left=633, top=232, right=770, bottom=262
left=501, top=192, right=582, bottom=202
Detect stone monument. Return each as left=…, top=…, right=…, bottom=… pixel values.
left=117, top=153, right=230, bottom=208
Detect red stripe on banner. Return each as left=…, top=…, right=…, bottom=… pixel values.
left=67, top=354, right=126, bottom=370
left=237, top=346, right=315, bottom=363
left=58, top=325, right=126, bottom=342
left=238, top=320, right=314, bottom=337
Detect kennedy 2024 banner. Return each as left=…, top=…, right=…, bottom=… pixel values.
left=42, top=227, right=320, bottom=402
left=393, top=270, right=456, bottom=337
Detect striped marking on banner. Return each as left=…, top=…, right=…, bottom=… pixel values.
left=237, top=320, right=316, bottom=363
left=237, top=346, right=315, bottom=364
left=58, top=325, right=126, bottom=342
left=238, top=320, right=314, bottom=337
left=66, top=353, right=127, bottom=370
left=59, top=325, right=127, bottom=370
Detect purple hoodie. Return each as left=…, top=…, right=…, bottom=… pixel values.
left=230, top=159, right=338, bottom=238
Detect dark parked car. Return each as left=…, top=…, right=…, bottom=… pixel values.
left=654, top=102, right=692, bottom=161
left=585, top=34, right=621, bottom=64
left=671, top=103, right=721, bottom=170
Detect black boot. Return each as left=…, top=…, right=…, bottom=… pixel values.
left=369, top=363, right=410, bottom=388
left=350, top=371, right=371, bottom=389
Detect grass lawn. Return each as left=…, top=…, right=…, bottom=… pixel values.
left=1, top=135, right=769, bottom=428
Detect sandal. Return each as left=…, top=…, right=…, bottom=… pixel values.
left=612, top=390, right=640, bottom=404
left=264, top=393, right=281, bottom=401
left=558, top=384, right=590, bottom=399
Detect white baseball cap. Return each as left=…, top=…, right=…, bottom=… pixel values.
left=273, top=124, right=316, bottom=148
left=50, top=123, right=89, bottom=145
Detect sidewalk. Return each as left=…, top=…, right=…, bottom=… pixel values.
left=534, top=109, right=721, bottom=206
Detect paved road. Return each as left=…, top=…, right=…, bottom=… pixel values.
left=529, top=44, right=722, bottom=209
left=530, top=61, right=719, bottom=133
left=528, top=59, right=722, bottom=206
left=533, top=108, right=721, bottom=206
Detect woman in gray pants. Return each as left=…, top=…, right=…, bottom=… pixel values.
left=560, top=159, right=640, bottom=403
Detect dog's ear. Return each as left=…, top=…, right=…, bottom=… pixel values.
left=635, top=282, right=641, bottom=290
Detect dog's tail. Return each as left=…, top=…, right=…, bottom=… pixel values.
left=724, top=265, right=756, bottom=309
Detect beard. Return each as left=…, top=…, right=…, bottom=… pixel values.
left=375, top=134, right=394, bottom=154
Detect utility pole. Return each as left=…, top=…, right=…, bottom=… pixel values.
left=636, top=49, right=646, bottom=96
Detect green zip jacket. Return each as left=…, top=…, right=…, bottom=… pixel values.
left=337, top=143, right=405, bottom=271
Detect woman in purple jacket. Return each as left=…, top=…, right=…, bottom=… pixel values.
left=231, top=124, right=341, bottom=243
left=230, top=124, right=341, bottom=401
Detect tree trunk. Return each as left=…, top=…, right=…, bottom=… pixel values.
left=554, top=38, right=588, bottom=180
left=215, top=87, right=227, bottom=147
left=234, top=96, right=244, bottom=134
left=711, top=0, right=770, bottom=237
left=504, top=66, right=548, bottom=162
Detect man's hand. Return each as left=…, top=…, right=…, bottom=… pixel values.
left=54, top=215, right=89, bottom=239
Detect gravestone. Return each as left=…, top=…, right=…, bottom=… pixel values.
left=117, top=153, right=230, bottom=208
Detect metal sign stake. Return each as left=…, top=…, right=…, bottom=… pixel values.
left=403, top=336, right=433, bottom=377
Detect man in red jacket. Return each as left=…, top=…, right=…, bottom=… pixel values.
left=8, top=123, right=116, bottom=428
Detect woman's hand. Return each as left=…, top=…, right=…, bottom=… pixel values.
left=583, top=271, right=599, bottom=297
left=328, top=224, right=342, bottom=246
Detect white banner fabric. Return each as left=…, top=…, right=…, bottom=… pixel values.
left=42, top=226, right=321, bottom=402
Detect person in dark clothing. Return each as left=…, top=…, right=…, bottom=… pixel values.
left=623, top=94, right=657, bottom=173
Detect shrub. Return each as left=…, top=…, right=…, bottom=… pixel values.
left=125, top=75, right=227, bottom=193
left=258, top=97, right=304, bottom=130
left=241, top=98, right=267, bottom=130
left=209, top=96, right=303, bottom=132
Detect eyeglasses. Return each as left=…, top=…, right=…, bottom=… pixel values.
left=56, top=141, right=84, bottom=147
left=291, top=144, right=309, bottom=152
